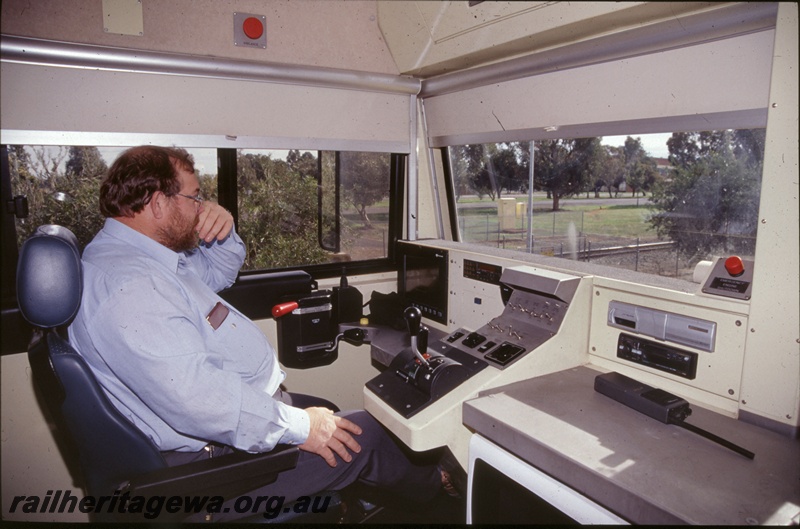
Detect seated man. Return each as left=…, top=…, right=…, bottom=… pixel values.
left=68, top=145, right=448, bottom=521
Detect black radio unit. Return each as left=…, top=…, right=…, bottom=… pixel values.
left=616, top=333, right=698, bottom=379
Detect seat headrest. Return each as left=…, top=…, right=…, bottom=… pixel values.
left=17, top=225, right=83, bottom=328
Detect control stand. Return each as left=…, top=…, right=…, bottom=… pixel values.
left=366, top=307, right=487, bottom=418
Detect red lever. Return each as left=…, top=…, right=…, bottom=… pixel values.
left=272, top=301, right=298, bottom=318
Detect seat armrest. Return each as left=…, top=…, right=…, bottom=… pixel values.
left=121, top=445, right=299, bottom=500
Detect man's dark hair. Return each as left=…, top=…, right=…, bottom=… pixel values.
left=99, top=146, right=195, bottom=218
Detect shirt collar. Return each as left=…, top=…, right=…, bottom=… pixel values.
left=102, top=218, right=183, bottom=274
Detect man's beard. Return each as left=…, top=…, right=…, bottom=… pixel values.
left=159, top=208, right=199, bottom=253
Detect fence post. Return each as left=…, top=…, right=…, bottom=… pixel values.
left=635, top=237, right=640, bottom=272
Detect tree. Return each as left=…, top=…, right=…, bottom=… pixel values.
left=621, top=137, right=657, bottom=197
left=534, top=138, right=602, bottom=210
left=10, top=146, right=106, bottom=249
left=286, top=149, right=318, bottom=179
left=236, top=152, right=330, bottom=269
left=449, top=142, right=530, bottom=200
left=448, top=146, right=472, bottom=200
left=468, top=144, right=499, bottom=199
left=340, top=152, right=390, bottom=228
left=649, top=130, right=764, bottom=258
left=492, top=142, right=529, bottom=195
left=66, top=146, right=107, bottom=179
left=590, top=145, right=624, bottom=198
left=449, top=144, right=496, bottom=199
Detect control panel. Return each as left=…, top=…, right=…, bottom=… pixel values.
left=464, top=259, right=503, bottom=285
left=365, top=306, right=488, bottom=419
left=365, top=265, right=581, bottom=418
left=442, top=265, right=578, bottom=369
left=365, top=343, right=488, bottom=419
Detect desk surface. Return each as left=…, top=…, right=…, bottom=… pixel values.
left=463, top=366, right=800, bottom=525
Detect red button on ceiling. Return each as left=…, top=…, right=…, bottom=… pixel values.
left=724, top=256, right=745, bottom=277
left=243, top=17, right=264, bottom=40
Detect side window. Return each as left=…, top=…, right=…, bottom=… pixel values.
left=448, top=130, right=764, bottom=280
left=6, top=145, right=396, bottom=271
left=236, top=149, right=394, bottom=271
left=9, top=145, right=107, bottom=249
left=338, top=151, right=392, bottom=260
left=7, top=146, right=217, bottom=251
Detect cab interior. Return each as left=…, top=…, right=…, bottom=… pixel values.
left=1, top=1, right=798, bottom=524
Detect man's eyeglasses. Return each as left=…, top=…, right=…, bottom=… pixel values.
left=174, top=193, right=204, bottom=205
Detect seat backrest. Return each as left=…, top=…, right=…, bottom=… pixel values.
left=17, top=225, right=82, bottom=329
left=17, top=225, right=167, bottom=498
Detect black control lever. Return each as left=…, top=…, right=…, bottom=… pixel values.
left=325, top=328, right=366, bottom=352
left=404, top=307, right=430, bottom=367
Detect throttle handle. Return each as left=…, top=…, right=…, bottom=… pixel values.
left=272, top=301, right=299, bottom=318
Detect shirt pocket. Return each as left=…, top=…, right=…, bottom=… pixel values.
left=203, top=304, right=272, bottom=376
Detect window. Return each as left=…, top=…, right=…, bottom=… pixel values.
left=6, top=146, right=218, bottom=251
left=447, top=130, right=764, bottom=280
left=4, top=144, right=398, bottom=274
left=235, top=149, right=394, bottom=271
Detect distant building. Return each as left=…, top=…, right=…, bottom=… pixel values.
left=653, top=157, right=673, bottom=176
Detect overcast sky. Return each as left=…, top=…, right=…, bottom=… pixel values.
left=602, top=133, right=671, bottom=158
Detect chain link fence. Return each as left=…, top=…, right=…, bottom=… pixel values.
left=458, top=206, right=755, bottom=281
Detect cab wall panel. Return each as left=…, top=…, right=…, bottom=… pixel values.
left=0, top=62, right=412, bottom=152
left=424, top=30, right=774, bottom=145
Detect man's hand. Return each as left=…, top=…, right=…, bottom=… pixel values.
left=196, top=202, right=234, bottom=243
left=299, top=407, right=362, bottom=467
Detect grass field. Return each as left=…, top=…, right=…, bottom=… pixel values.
left=454, top=198, right=701, bottom=279
left=458, top=203, right=658, bottom=242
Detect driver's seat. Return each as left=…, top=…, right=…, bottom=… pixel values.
left=16, top=225, right=343, bottom=523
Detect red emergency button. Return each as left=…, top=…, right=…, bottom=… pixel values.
left=243, top=17, right=264, bottom=40
left=724, top=256, right=745, bottom=277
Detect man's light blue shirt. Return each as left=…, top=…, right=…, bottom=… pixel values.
left=68, top=218, right=310, bottom=453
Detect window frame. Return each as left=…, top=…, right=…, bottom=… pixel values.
left=439, top=131, right=765, bottom=282
left=223, top=148, right=404, bottom=281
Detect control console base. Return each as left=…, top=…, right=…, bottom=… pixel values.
left=366, top=347, right=487, bottom=419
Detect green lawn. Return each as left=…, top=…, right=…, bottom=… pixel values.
left=459, top=203, right=658, bottom=241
